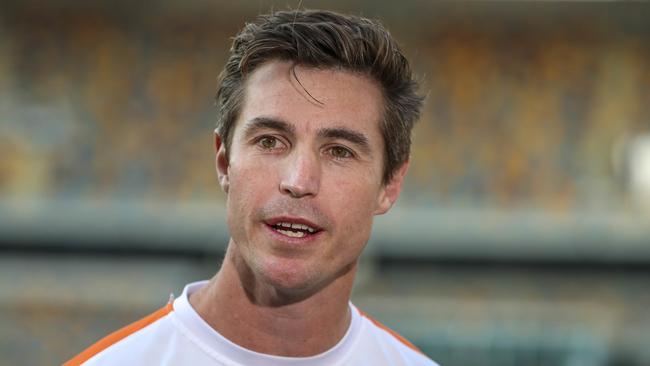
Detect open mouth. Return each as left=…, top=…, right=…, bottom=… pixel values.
left=268, top=221, right=321, bottom=238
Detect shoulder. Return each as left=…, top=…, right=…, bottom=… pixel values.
left=354, top=307, right=440, bottom=366
left=63, top=303, right=175, bottom=366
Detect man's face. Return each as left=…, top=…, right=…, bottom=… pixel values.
left=215, top=60, right=407, bottom=294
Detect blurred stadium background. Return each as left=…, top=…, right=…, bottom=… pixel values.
left=1, top=1, right=650, bottom=365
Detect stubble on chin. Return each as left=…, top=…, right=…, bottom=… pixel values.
left=226, top=237, right=357, bottom=307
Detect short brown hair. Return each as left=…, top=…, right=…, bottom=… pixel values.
left=215, top=9, right=423, bottom=184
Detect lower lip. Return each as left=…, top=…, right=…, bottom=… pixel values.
left=264, top=224, right=323, bottom=244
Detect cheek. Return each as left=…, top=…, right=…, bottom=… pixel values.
left=327, top=175, right=380, bottom=241
left=331, top=172, right=381, bottom=213
left=226, top=164, right=274, bottom=226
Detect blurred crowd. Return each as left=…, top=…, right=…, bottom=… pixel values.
left=1, top=14, right=226, bottom=202
left=1, top=11, right=649, bottom=211
left=410, top=24, right=650, bottom=210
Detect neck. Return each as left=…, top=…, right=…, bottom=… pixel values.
left=189, top=243, right=357, bottom=357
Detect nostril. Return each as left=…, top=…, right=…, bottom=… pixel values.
left=279, top=181, right=311, bottom=198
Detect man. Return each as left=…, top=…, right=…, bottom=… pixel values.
left=65, top=9, right=437, bottom=366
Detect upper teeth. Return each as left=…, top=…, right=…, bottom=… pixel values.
left=277, top=222, right=315, bottom=233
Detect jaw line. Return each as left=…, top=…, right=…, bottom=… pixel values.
left=226, top=239, right=356, bottom=308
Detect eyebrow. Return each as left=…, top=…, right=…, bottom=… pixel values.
left=242, top=117, right=296, bottom=139
left=243, top=116, right=372, bottom=154
left=317, top=127, right=371, bottom=155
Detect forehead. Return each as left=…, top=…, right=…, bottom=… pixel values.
left=236, top=61, right=385, bottom=142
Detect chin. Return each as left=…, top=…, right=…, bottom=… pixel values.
left=260, top=259, right=318, bottom=291
left=252, top=258, right=333, bottom=300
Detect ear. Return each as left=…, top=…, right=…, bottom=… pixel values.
left=374, top=160, right=409, bottom=215
left=214, top=131, right=230, bottom=194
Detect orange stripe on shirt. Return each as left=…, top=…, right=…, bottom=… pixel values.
left=63, top=302, right=173, bottom=366
left=358, top=309, right=424, bottom=355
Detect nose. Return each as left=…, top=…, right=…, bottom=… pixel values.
left=279, top=150, right=321, bottom=198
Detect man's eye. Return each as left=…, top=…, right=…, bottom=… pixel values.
left=329, top=146, right=353, bottom=159
left=258, top=136, right=279, bottom=149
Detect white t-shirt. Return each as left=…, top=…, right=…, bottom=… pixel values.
left=65, top=281, right=438, bottom=366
